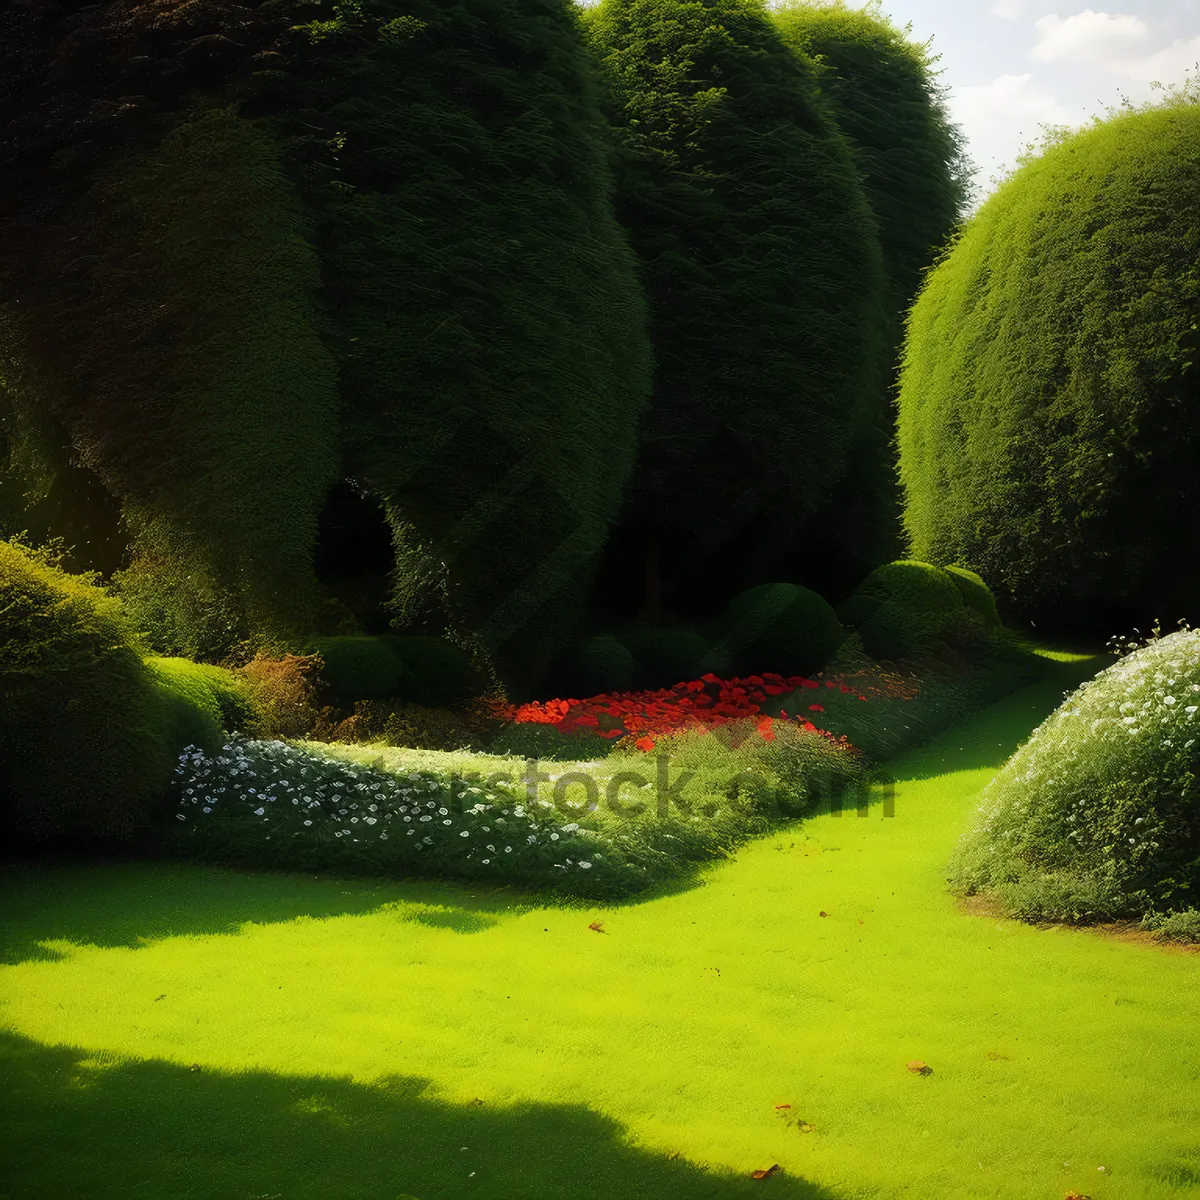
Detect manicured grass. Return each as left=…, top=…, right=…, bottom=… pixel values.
left=3, top=665, right=1198, bottom=1199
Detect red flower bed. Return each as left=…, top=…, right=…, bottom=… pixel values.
left=489, top=672, right=879, bottom=752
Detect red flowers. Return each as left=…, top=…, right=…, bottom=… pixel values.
left=491, top=670, right=879, bottom=749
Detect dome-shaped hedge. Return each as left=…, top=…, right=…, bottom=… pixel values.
left=719, top=582, right=842, bottom=677
left=945, top=565, right=1000, bottom=627
left=0, top=540, right=240, bottom=838
left=838, top=559, right=980, bottom=662
left=898, top=97, right=1200, bottom=630
left=950, top=629, right=1200, bottom=925
left=556, top=634, right=638, bottom=698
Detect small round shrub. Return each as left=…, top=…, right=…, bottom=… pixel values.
left=950, top=629, right=1200, bottom=924
left=719, top=583, right=842, bottom=677
left=556, top=635, right=638, bottom=698
left=148, top=657, right=255, bottom=752
left=838, top=560, right=977, bottom=662
left=620, top=629, right=710, bottom=688
left=0, top=540, right=217, bottom=838
left=382, top=636, right=488, bottom=707
left=306, top=636, right=411, bottom=706
left=945, top=565, right=1001, bottom=627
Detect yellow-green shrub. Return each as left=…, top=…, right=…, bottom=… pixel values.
left=0, top=540, right=251, bottom=839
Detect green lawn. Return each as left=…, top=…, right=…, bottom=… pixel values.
left=3, top=671, right=1198, bottom=1199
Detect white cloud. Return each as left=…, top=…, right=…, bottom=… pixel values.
left=949, top=74, right=1084, bottom=202
left=1032, top=11, right=1150, bottom=64
left=1106, top=35, right=1200, bottom=81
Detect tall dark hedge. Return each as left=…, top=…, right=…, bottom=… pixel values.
left=897, top=98, right=1200, bottom=632
left=266, top=0, right=652, bottom=696
left=582, top=0, right=887, bottom=615
left=769, top=0, right=972, bottom=586
left=0, top=2, right=339, bottom=659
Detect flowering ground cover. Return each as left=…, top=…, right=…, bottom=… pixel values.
left=3, top=657, right=1197, bottom=1199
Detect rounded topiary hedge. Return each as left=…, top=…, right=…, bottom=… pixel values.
left=950, top=628, right=1200, bottom=927
left=556, top=634, right=638, bottom=698
left=718, top=583, right=843, bottom=678
left=898, top=96, right=1200, bottom=630
left=945, top=565, right=1001, bottom=627
left=620, top=629, right=710, bottom=688
left=0, top=540, right=245, bottom=839
left=838, top=559, right=982, bottom=662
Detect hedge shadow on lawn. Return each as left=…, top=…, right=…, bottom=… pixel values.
left=0, top=1031, right=837, bottom=1199
left=0, top=854, right=521, bottom=967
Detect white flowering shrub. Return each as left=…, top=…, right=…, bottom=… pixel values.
left=950, top=629, right=1200, bottom=929
left=163, top=736, right=627, bottom=895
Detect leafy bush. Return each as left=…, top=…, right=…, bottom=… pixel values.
left=235, top=652, right=325, bottom=739
left=769, top=0, right=971, bottom=581
left=838, top=560, right=982, bottom=662
left=619, top=629, right=710, bottom=688
left=715, top=583, right=843, bottom=678
left=950, top=628, right=1200, bottom=924
left=898, top=93, right=1200, bottom=631
left=280, top=0, right=652, bottom=696
left=554, top=635, right=638, bottom=699
left=582, top=0, right=886, bottom=608
left=1140, top=908, right=1200, bottom=944
left=306, top=636, right=410, bottom=706
left=383, top=636, right=487, bottom=707
left=945, top=565, right=1001, bottom=627
left=148, top=657, right=256, bottom=752
left=311, top=698, right=499, bottom=754
left=0, top=540, right=228, bottom=838
left=161, top=715, right=868, bottom=898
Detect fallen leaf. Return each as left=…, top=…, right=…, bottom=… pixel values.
left=906, top=1060, right=933, bottom=1076
left=751, top=1164, right=781, bottom=1180
left=798, top=1122, right=815, bottom=1134
left=588, top=921, right=605, bottom=933
left=1064, top=1193, right=1092, bottom=1200
left=774, top=1103, right=791, bottom=1110
left=819, top=911, right=828, bottom=918
left=985, top=1051, right=1008, bottom=1061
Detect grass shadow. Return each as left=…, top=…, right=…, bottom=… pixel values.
left=0, top=1031, right=837, bottom=1199
left=0, top=852, right=525, bottom=966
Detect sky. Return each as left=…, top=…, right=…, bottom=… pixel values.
left=850, top=0, right=1199, bottom=207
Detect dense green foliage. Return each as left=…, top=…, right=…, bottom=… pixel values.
left=770, top=0, right=971, bottom=579
left=583, top=0, right=887, bottom=608
left=898, top=97, right=1200, bottom=630
left=275, top=0, right=652, bottom=694
left=620, top=628, right=710, bottom=687
left=714, top=582, right=842, bottom=677
left=2, top=89, right=339, bottom=658
left=838, top=559, right=984, bottom=662
left=162, top=718, right=866, bottom=899
left=555, top=634, right=639, bottom=698
left=951, top=630, right=1200, bottom=926
left=0, top=541, right=244, bottom=839
left=945, top=564, right=1001, bottom=627
left=307, top=635, right=487, bottom=707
